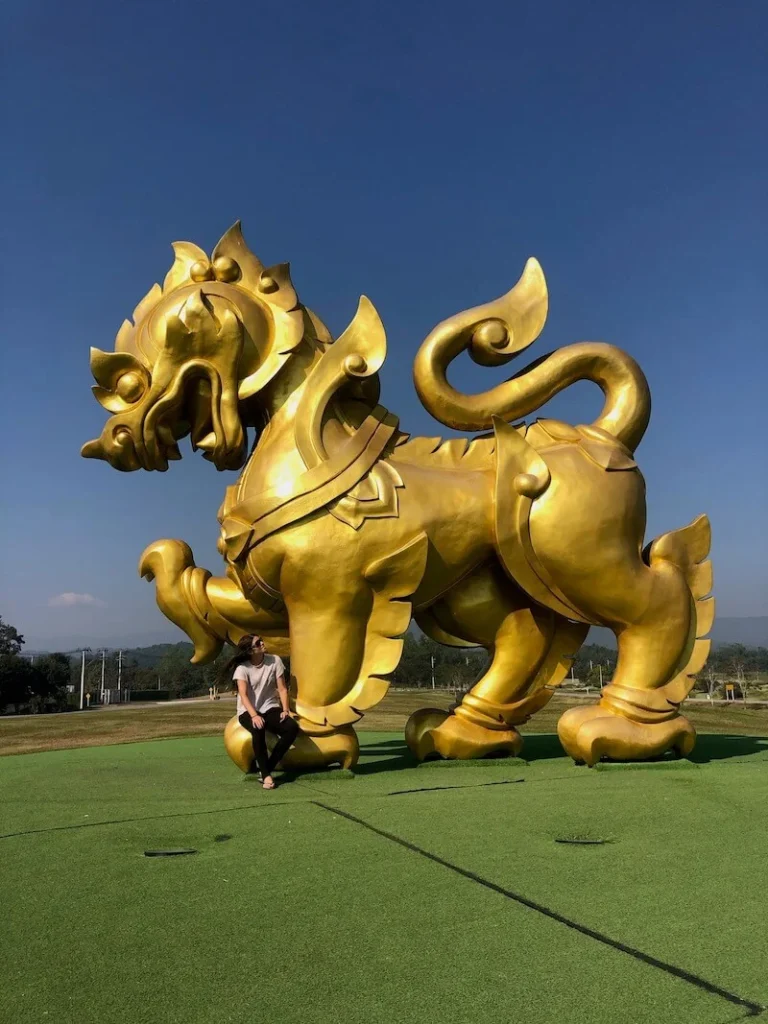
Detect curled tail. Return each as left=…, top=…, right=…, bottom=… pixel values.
left=412, top=258, right=651, bottom=453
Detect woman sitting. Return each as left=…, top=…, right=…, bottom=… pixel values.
left=224, top=634, right=299, bottom=789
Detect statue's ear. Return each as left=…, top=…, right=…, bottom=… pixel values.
left=294, top=296, right=388, bottom=468
left=334, top=295, right=388, bottom=375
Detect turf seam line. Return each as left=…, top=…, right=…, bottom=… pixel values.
left=0, top=801, right=292, bottom=840
left=312, top=801, right=765, bottom=1017
left=387, top=779, right=525, bottom=796
left=717, top=1010, right=766, bottom=1024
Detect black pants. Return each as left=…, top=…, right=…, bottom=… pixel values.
left=238, top=709, right=299, bottom=778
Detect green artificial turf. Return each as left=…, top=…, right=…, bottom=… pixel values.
left=1, top=732, right=767, bottom=1024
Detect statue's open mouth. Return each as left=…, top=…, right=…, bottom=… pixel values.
left=82, top=362, right=245, bottom=472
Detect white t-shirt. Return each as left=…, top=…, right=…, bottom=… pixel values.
left=234, top=655, right=285, bottom=717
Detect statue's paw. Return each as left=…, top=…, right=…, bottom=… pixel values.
left=224, top=715, right=256, bottom=773
left=279, top=727, right=359, bottom=771
left=406, top=708, right=522, bottom=761
left=557, top=704, right=696, bottom=766
left=223, top=716, right=359, bottom=773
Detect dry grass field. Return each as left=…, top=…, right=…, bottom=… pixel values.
left=1, top=690, right=767, bottom=757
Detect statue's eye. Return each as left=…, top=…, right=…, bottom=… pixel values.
left=116, top=371, right=145, bottom=403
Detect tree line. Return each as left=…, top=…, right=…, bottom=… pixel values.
left=86, top=643, right=235, bottom=699
left=1, top=613, right=766, bottom=714
left=0, top=618, right=71, bottom=714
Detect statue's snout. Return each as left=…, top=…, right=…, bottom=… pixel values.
left=80, top=438, right=106, bottom=461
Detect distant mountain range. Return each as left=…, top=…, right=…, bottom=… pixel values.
left=23, top=616, right=767, bottom=661
left=588, top=617, right=767, bottom=649
left=23, top=641, right=196, bottom=666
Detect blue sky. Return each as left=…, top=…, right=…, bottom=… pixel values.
left=2, top=0, right=765, bottom=650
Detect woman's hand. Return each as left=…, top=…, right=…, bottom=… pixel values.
left=251, top=713, right=265, bottom=730
left=280, top=710, right=293, bottom=722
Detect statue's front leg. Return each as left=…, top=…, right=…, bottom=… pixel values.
left=223, top=574, right=375, bottom=775
left=258, top=528, right=428, bottom=772
left=139, top=539, right=288, bottom=663
left=277, top=579, right=375, bottom=771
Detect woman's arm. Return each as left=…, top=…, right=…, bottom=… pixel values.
left=276, top=673, right=291, bottom=718
left=236, top=678, right=263, bottom=727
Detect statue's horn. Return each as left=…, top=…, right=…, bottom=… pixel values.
left=81, top=439, right=106, bottom=460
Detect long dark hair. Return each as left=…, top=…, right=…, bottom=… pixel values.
left=218, top=634, right=260, bottom=691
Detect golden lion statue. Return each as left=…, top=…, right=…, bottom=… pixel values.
left=82, top=224, right=713, bottom=769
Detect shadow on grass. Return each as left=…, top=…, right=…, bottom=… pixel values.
left=688, top=734, right=768, bottom=763
left=287, top=733, right=768, bottom=779
left=243, top=771, right=305, bottom=788
left=357, top=751, right=411, bottom=761
left=521, top=732, right=768, bottom=765
left=357, top=736, right=563, bottom=773
left=518, top=734, right=566, bottom=762
left=276, top=745, right=419, bottom=781
left=523, top=732, right=768, bottom=765
left=353, top=751, right=420, bottom=775
left=358, top=739, right=409, bottom=753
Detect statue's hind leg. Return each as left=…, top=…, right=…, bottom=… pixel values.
left=556, top=516, right=714, bottom=765
left=406, top=562, right=588, bottom=760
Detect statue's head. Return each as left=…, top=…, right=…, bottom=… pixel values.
left=81, top=224, right=318, bottom=472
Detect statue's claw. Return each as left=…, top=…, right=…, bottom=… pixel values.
left=557, top=704, right=696, bottom=766
left=139, top=538, right=289, bottom=665
left=404, top=708, right=451, bottom=759
left=139, top=539, right=223, bottom=663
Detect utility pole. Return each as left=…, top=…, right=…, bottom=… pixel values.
left=117, top=650, right=123, bottom=702
left=100, top=649, right=106, bottom=703
left=430, top=654, right=435, bottom=690
left=80, top=650, right=86, bottom=710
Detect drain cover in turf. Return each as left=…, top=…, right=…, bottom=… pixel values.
left=554, top=837, right=606, bottom=845
left=143, top=849, right=198, bottom=857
